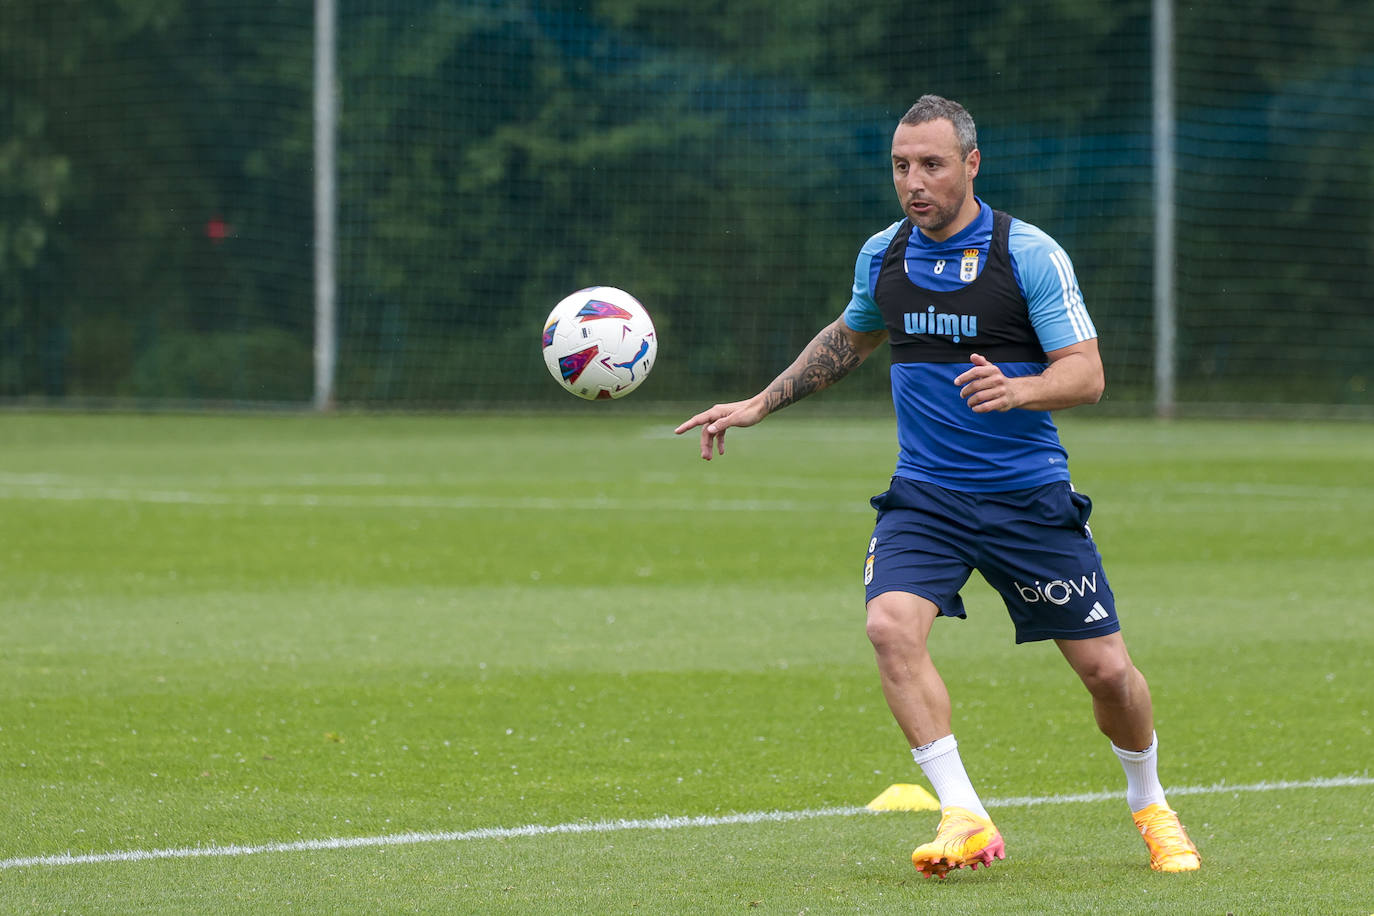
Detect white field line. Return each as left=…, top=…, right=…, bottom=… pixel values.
left=2, top=774, right=1369, bottom=872
left=1, top=481, right=1366, bottom=515
left=0, top=483, right=859, bottom=514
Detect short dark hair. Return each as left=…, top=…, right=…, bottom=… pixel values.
left=899, top=95, right=978, bottom=158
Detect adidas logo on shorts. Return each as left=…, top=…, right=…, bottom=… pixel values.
left=1083, top=601, right=1110, bottom=623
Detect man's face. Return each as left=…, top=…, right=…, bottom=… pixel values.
left=891, top=119, right=981, bottom=241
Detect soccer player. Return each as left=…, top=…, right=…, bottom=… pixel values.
left=675, top=95, right=1200, bottom=877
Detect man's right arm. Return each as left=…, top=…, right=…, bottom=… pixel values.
left=675, top=317, right=887, bottom=460
left=760, top=317, right=887, bottom=413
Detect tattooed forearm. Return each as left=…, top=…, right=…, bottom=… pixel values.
left=762, top=322, right=873, bottom=413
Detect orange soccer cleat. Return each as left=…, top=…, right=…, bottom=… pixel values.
left=910, top=806, right=1006, bottom=879
left=1132, top=803, right=1201, bottom=872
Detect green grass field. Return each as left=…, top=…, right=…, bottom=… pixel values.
left=2, top=410, right=1372, bottom=914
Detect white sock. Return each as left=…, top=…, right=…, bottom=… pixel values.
left=912, top=735, right=990, bottom=819
left=1112, top=731, right=1168, bottom=813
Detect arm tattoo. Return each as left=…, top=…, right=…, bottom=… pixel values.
left=764, top=324, right=867, bottom=413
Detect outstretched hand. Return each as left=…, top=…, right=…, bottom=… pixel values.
left=674, top=398, right=765, bottom=460
left=954, top=353, right=1017, bottom=413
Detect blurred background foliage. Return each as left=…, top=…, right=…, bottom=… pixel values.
left=1, top=0, right=1370, bottom=410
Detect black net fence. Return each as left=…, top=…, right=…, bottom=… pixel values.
left=2, top=0, right=1371, bottom=413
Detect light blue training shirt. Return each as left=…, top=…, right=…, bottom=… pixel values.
left=841, top=199, right=1098, bottom=492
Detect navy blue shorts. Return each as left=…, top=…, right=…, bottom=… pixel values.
left=863, top=477, right=1120, bottom=643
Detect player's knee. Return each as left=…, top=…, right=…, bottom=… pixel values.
left=865, top=609, right=897, bottom=650
left=1078, top=655, right=1137, bottom=703
left=864, top=596, right=925, bottom=652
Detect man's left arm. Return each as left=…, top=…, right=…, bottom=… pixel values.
left=955, top=339, right=1105, bottom=413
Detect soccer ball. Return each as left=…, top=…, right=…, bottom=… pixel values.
left=541, top=286, right=657, bottom=400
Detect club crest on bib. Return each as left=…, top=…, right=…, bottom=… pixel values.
left=960, top=249, right=979, bottom=282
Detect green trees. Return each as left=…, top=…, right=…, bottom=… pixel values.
left=1, top=0, right=313, bottom=402
left=1, top=0, right=1369, bottom=407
